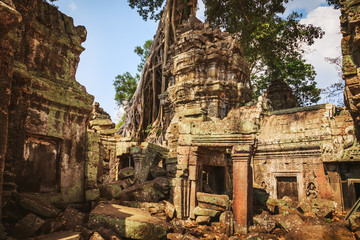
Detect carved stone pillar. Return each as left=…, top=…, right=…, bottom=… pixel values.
left=232, top=145, right=253, bottom=234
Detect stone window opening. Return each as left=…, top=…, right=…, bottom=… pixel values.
left=276, top=176, right=299, bottom=201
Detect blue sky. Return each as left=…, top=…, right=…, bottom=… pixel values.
left=53, top=0, right=341, bottom=121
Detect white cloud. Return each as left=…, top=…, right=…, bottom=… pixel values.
left=197, top=0, right=205, bottom=22
left=69, top=1, right=77, bottom=11
left=284, top=0, right=326, bottom=16
left=299, top=6, right=342, bottom=101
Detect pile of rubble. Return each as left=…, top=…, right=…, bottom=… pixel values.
left=3, top=187, right=360, bottom=240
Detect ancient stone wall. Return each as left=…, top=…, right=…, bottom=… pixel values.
left=341, top=0, right=360, bottom=138
left=0, top=0, right=21, bottom=219
left=2, top=0, right=93, bottom=204
left=255, top=105, right=355, bottom=205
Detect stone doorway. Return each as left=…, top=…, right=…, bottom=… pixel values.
left=276, top=176, right=298, bottom=201
left=19, top=136, right=60, bottom=193
left=202, top=165, right=225, bottom=194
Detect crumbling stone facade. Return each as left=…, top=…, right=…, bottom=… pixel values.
left=1, top=0, right=360, bottom=238
left=341, top=0, right=360, bottom=138
left=0, top=0, right=94, bottom=210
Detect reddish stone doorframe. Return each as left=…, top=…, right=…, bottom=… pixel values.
left=232, top=145, right=253, bottom=234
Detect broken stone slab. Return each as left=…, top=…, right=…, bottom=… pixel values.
left=220, top=211, right=234, bottom=236
left=253, top=211, right=277, bottom=233
left=196, top=192, right=230, bottom=211
left=196, top=215, right=211, bottom=224
left=348, top=213, right=360, bottom=232
left=17, top=193, right=60, bottom=218
left=279, top=213, right=304, bottom=232
left=117, top=177, right=136, bottom=189
left=86, top=189, right=100, bottom=201
left=167, top=233, right=184, bottom=240
left=88, top=203, right=168, bottom=240
left=61, top=207, right=86, bottom=230
left=120, top=177, right=170, bottom=202
left=35, top=231, right=82, bottom=240
left=296, top=198, right=312, bottom=214
left=311, top=199, right=336, bottom=218
left=118, top=167, right=135, bottom=180
left=194, top=206, right=220, bottom=217
left=10, top=213, right=45, bottom=238
left=89, top=232, right=105, bottom=240
left=163, top=200, right=176, bottom=219
left=150, top=166, right=167, bottom=178
left=284, top=224, right=353, bottom=240
left=40, top=219, right=64, bottom=234
left=99, top=183, right=122, bottom=199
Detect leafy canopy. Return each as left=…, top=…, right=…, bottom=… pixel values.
left=113, top=40, right=153, bottom=106
left=127, top=0, right=325, bottom=106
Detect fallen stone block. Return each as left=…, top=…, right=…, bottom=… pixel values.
left=196, top=215, right=211, bottom=224
left=121, top=177, right=170, bottom=202
left=167, top=233, right=184, bottom=240
left=18, top=193, right=60, bottom=218
left=11, top=213, right=45, bottom=238
left=311, top=199, right=336, bottom=218
left=253, top=211, right=277, bottom=233
left=194, top=206, right=220, bottom=217
left=88, top=203, right=168, bottom=240
left=279, top=213, right=304, bottom=232
left=196, top=192, right=229, bottom=211
left=35, top=231, right=82, bottom=240
left=163, top=200, right=176, bottom=219
left=220, top=211, right=234, bottom=236
left=118, top=167, right=135, bottom=180
left=86, top=189, right=100, bottom=201
left=89, top=232, right=105, bottom=240
left=61, top=207, right=86, bottom=230
left=349, top=213, right=360, bottom=232
left=285, top=224, right=353, bottom=240
left=40, top=219, right=64, bottom=234
left=99, top=183, right=122, bottom=199
left=296, top=198, right=312, bottom=214
left=139, top=202, right=166, bottom=214
left=150, top=166, right=167, bottom=178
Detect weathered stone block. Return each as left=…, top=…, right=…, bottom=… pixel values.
left=196, top=215, right=211, bottom=224
left=197, top=192, right=230, bottom=211
left=279, top=213, right=304, bottom=232
left=86, top=189, right=100, bottom=201
left=18, top=193, right=60, bottom=218
left=10, top=213, right=45, bottom=238
left=61, top=207, right=86, bottom=230
left=193, top=206, right=220, bottom=217
left=88, top=203, right=168, bottom=240
left=36, top=231, right=82, bottom=240
left=118, top=167, right=135, bottom=180
left=253, top=211, right=276, bottom=233
left=99, top=184, right=122, bottom=199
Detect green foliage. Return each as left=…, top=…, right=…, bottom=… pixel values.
left=114, top=72, right=139, bottom=106
left=326, top=0, right=341, bottom=9
left=116, top=114, right=126, bottom=129
left=113, top=40, right=153, bottom=107
left=127, top=0, right=165, bottom=21
left=127, top=0, right=324, bottom=106
left=203, top=1, right=323, bottom=106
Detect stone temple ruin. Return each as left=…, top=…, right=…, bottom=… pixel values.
left=1, top=0, right=360, bottom=239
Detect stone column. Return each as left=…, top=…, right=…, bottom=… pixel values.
left=232, top=145, right=253, bottom=234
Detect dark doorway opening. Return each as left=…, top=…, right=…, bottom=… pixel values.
left=202, top=165, right=225, bottom=195
left=118, top=154, right=134, bottom=169
left=277, top=176, right=298, bottom=201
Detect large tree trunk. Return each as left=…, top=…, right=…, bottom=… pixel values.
left=119, top=0, right=197, bottom=142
